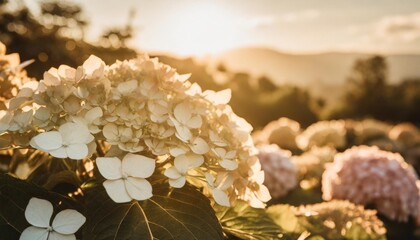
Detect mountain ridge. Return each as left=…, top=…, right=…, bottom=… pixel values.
left=209, top=47, right=420, bottom=87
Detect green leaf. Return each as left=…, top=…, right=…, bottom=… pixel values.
left=266, top=204, right=302, bottom=234
left=214, top=200, right=291, bottom=240
left=83, top=182, right=224, bottom=240
left=267, top=202, right=387, bottom=240
left=43, top=170, right=81, bottom=191
left=0, top=173, right=82, bottom=237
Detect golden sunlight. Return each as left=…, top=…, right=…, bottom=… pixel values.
left=164, top=2, right=240, bottom=56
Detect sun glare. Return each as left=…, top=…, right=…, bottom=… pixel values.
left=165, top=3, right=240, bottom=56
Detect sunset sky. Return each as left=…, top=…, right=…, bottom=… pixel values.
left=26, top=0, right=420, bottom=56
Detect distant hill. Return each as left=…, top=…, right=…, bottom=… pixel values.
left=209, top=47, right=420, bottom=88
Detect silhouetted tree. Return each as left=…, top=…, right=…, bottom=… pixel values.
left=0, top=0, right=136, bottom=79
left=257, top=75, right=277, bottom=92
left=326, top=56, right=402, bottom=121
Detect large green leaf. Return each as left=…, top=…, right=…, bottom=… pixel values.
left=83, top=182, right=224, bottom=240
left=214, top=200, right=291, bottom=240
left=0, top=173, right=82, bottom=239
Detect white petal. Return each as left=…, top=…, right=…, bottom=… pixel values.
left=43, top=69, right=60, bottom=86
left=174, top=125, right=192, bottom=142
left=190, top=137, right=209, bottom=154
left=122, top=153, right=155, bottom=178
left=103, top=123, right=118, bottom=141
left=125, top=177, right=153, bottom=201
left=177, top=73, right=191, bottom=82
left=213, top=148, right=226, bottom=158
left=186, top=115, right=202, bottom=129
left=96, top=157, right=123, bottom=180
left=59, top=122, right=93, bottom=145
left=174, top=102, right=191, bottom=124
left=225, top=150, right=236, bottom=159
left=103, top=179, right=131, bottom=203
left=169, top=147, right=188, bottom=157
left=220, top=159, right=238, bottom=170
left=205, top=173, right=215, bottom=187
left=48, top=232, right=76, bottom=240
left=82, top=55, right=104, bottom=78
left=58, top=65, right=76, bottom=80
left=174, top=154, right=204, bottom=174
left=52, top=209, right=86, bottom=235
left=212, top=89, right=231, bottom=105
left=84, top=107, right=103, bottom=123
left=256, top=185, right=271, bottom=202
left=213, top=188, right=230, bottom=207
left=164, top=166, right=182, bottom=179
left=209, top=131, right=227, bottom=147
left=25, top=198, right=53, bottom=228
left=65, top=144, right=88, bottom=160
left=169, top=177, right=186, bottom=188
left=117, top=80, right=138, bottom=95
left=49, top=147, right=68, bottom=159
left=31, top=132, right=62, bottom=151
left=9, top=97, right=28, bottom=110
left=19, top=226, right=48, bottom=240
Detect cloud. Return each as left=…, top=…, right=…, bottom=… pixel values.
left=278, top=9, right=320, bottom=23
left=246, top=9, right=320, bottom=29
left=375, top=12, right=420, bottom=43
left=338, top=12, right=420, bottom=53
left=247, top=15, right=278, bottom=28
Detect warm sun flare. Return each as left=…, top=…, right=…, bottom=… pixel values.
left=164, top=2, right=240, bottom=56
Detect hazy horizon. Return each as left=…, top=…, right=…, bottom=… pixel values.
left=22, top=0, right=420, bottom=57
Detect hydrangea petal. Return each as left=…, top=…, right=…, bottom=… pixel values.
left=103, top=123, right=118, bottom=141
left=169, top=177, right=186, bottom=188
left=212, top=188, right=230, bottom=207
left=43, top=70, right=60, bottom=86
left=65, top=144, right=88, bottom=160
left=31, top=132, right=62, bottom=151
left=52, top=209, right=86, bottom=235
left=169, top=147, right=188, bottom=157
left=122, top=153, right=155, bottom=178
left=256, top=185, right=271, bottom=202
left=117, top=80, right=138, bottom=95
left=186, top=115, right=202, bottom=129
left=49, top=147, right=68, bottom=159
left=103, top=179, right=131, bottom=203
left=25, top=198, right=53, bottom=228
left=190, top=137, right=209, bottom=154
left=164, top=166, right=182, bottom=179
left=20, top=226, right=49, bottom=240
left=220, top=159, right=238, bottom=170
left=125, top=177, right=153, bottom=201
left=82, top=55, right=104, bottom=78
left=174, top=154, right=204, bottom=174
left=174, top=102, right=191, bottom=124
left=84, top=107, right=103, bottom=123
left=59, top=122, right=93, bottom=145
left=174, top=125, right=192, bottom=142
left=96, top=157, right=123, bottom=180
left=48, top=232, right=76, bottom=240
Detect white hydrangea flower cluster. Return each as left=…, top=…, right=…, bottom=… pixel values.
left=354, top=119, right=391, bottom=144
left=252, top=117, right=300, bottom=150
left=322, top=145, right=419, bottom=222
left=389, top=123, right=420, bottom=148
left=296, top=120, right=346, bottom=150
left=256, top=144, right=297, bottom=198
left=0, top=54, right=270, bottom=208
